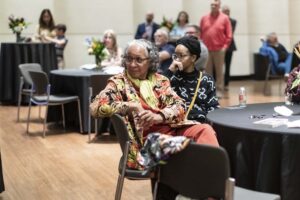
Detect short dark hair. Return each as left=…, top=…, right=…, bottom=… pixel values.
left=56, top=24, right=67, bottom=33
left=186, top=24, right=200, bottom=33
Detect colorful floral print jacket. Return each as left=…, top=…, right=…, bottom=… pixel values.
left=90, top=72, right=186, bottom=169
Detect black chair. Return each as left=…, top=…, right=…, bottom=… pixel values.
left=263, top=56, right=284, bottom=96
left=110, top=114, right=154, bottom=200
left=27, top=71, right=83, bottom=137
left=88, top=74, right=112, bottom=142
left=254, top=54, right=284, bottom=95
left=17, top=63, right=43, bottom=121
left=154, top=143, right=280, bottom=200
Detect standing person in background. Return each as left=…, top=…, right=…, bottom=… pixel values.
left=32, top=9, right=56, bottom=42
left=169, top=11, right=189, bottom=42
left=101, top=29, right=123, bottom=67
left=222, top=5, right=237, bottom=91
left=43, top=24, right=68, bottom=69
left=200, top=0, right=232, bottom=97
left=154, top=28, right=175, bottom=74
left=134, top=12, right=160, bottom=42
left=184, top=25, right=209, bottom=71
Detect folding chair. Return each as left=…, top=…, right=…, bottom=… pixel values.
left=88, top=74, right=112, bottom=142
left=154, top=143, right=280, bottom=200
left=27, top=71, right=83, bottom=137
left=17, top=63, right=43, bottom=121
left=110, top=114, right=154, bottom=200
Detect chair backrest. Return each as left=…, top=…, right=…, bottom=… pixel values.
left=158, top=143, right=231, bottom=199
left=89, top=74, right=112, bottom=97
left=110, top=114, right=130, bottom=153
left=28, top=71, right=49, bottom=96
left=19, top=63, right=42, bottom=85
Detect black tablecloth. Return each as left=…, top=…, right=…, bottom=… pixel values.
left=0, top=42, right=57, bottom=104
left=207, top=102, right=300, bottom=200
left=47, top=69, right=113, bottom=133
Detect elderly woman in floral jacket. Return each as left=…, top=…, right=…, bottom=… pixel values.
left=90, top=39, right=218, bottom=169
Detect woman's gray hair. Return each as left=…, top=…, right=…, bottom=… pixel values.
left=121, top=39, right=159, bottom=73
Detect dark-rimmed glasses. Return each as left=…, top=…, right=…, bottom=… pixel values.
left=172, top=54, right=190, bottom=61
left=123, top=56, right=149, bottom=65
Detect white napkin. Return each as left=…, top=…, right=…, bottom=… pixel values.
left=274, top=106, right=293, bottom=117
left=286, top=120, right=300, bottom=128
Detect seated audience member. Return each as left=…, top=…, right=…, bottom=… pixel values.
left=259, top=32, right=292, bottom=77
left=44, top=24, right=68, bottom=69
left=164, top=36, right=219, bottom=123
left=154, top=28, right=175, bottom=74
left=32, top=9, right=56, bottom=42
left=184, top=25, right=209, bottom=71
left=169, top=11, right=189, bottom=41
left=101, top=29, right=122, bottom=67
left=90, top=39, right=219, bottom=170
left=134, top=12, right=160, bottom=42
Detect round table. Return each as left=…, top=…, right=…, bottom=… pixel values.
left=48, top=69, right=115, bottom=133
left=207, top=102, right=300, bottom=200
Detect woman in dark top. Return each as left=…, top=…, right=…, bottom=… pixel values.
left=164, top=36, right=219, bottom=123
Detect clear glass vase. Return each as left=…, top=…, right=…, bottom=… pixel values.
left=16, top=32, right=22, bottom=43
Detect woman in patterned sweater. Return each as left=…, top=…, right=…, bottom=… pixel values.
left=90, top=39, right=218, bottom=169
left=164, top=36, right=219, bottom=123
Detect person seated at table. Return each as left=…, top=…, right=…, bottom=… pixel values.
left=259, top=32, right=292, bottom=78
left=32, top=9, right=56, bottom=42
left=154, top=28, right=175, bottom=74
left=90, top=39, right=219, bottom=169
left=169, top=11, right=189, bottom=42
left=43, top=24, right=68, bottom=69
left=101, top=29, right=123, bottom=67
left=164, top=36, right=219, bottom=123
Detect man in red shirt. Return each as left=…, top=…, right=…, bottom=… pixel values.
left=200, top=0, right=232, bottom=97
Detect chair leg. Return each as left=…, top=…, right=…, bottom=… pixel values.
left=115, top=174, right=125, bottom=200
left=61, top=104, right=65, bottom=129
left=95, top=119, right=98, bottom=135
left=43, top=106, right=49, bottom=138
left=88, top=112, right=91, bottom=142
left=264, top=64, right=272, bottom=96
left=77, top=99, right=83, bottom=133
left=26, top=100, right=32, bottom=134
left=17, top=77, right=24, bottom=122
left=38, top=106, right=42, bottom=119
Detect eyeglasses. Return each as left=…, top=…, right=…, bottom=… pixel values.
left=185, top=31, right=197, bottom=35
left=172, top=54, right=190, bottom=61
left=123, top=56, right=149, bottom=64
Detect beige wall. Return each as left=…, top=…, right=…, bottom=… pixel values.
left=1, top=0, right=299, bottom=76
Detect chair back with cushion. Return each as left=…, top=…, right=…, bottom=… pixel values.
left=155, top=143, right=281, bottom=200
left=110, top=114, right=153, bottom=200
left=29, top=71, right=49, bottom=96
left=88, top=74, right=112, bottom=142
left=19, top=63, right=42, bottom=85
left=156, top=143, right=233, bottom=199
left=110, top=114, right=130, bottom=153
left=89, top=74, right=112, bottom=97
left=17, top=63, right=43, bottom=121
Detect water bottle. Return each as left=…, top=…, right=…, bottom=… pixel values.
left=239, top=87, right=247, bottom=107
